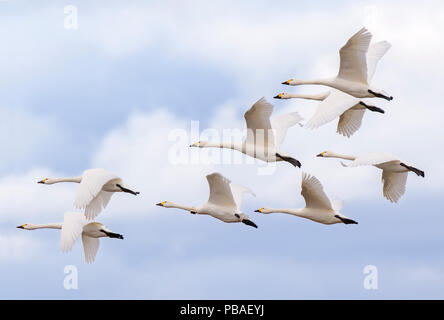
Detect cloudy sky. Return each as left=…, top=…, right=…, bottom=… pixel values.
left=1, top=0, right=443, bottom=299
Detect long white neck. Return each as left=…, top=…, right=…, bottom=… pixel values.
left=166, top=202, right=196, bottom=213
left=46, top=176, right=82, bottom=184
left=287, top=92, right=329, bottom=101
left=294, top=78, right=335, bottom=86
left=200, top=141, right=243, bottom=151
left=264, top=208, right=309, bottom=218
left=27, top=223, right=63, bottom=230
left=327, top=152, right=356, bottom=161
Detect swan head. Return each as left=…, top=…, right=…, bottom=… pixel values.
left=189, top=140, right=207, bottom=148
left=316, top=151, right=334, bottom=158
left=282, top=78, right=302, bottom=86
left=16, top=224, right=34, bottom=230
left=254, top=207, right=273, bottom=214
left=273, top=92, right=291, bottom=99
left=156, top=201, right=170, bottom=207
left=37, top=178, right=58, bottom=184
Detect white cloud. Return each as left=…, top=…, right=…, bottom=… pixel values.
left=0, top=232, right=43, bottom=263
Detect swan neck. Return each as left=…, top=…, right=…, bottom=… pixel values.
left=330, top=153, right=356, bottom=161
left=48, top=176, right=82, bottom=184
left=289, top=92, right=329, bottom=101
left=205, top=141, right=242, bottom=151
left=29, top=223, right=63, bottom=230
left=300, top=78, right=332, bottom=86
left=169, top=203, right=196, bottom=212
left=267, top=208, right=305, bottom=217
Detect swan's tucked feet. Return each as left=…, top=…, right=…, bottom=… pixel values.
left=276, top=153, right=301, bottom=168
left=242, top=219, right=258, bottom=228
left=368, top=89, right=393, bottom=101
left=400, top=163, right=425, bottom=177
left=359, top=101, right=385, bottom=113
left=190, top=211, right=197, bottom=214
left=101, top=230, right=124, bottom=239
left=116, top=184, right=140, bottom=195
left=334, top=215, right=358, bottom=225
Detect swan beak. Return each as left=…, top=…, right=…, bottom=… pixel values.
left=254, top=208, right=263, bottom=213
left=189, top=141, right=199, bottom=147
left=156, top=201, right=166, bottom=207
left=16, top=225, right=25, bottom=229
left=282, top=80, right=290, bottom=85
left=37, top=178, right=47, bottom=184
left=273, top=94, right=282, bottom=99
left=316, top=152, right=325, bottom=157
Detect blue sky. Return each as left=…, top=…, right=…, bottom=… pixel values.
left=1, top=0, right=443, bottom=299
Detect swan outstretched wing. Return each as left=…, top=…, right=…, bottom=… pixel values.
left=206, top=173, right=237, bottom=210
left=343, top=153, right=399, bottom=167
left=305, top=90, right=359, bottom=130
left=61, top=212, right=87, bottom=253
left=230, top=183, right=255, bottom=211
left=271, top=112, right=303, bottom=147
left=382, top=170, right=408, bottom=203
left=338, top=27, right=372, bottom=84
left=82, top=234, right=100, bottom=264
left=244, top=98, right=275, bottom=148
left=84, top=191, right=114, bottom=220
left=74, top=168, right=119, bottom=220
left=300, top=172, right=333, bottom=210
left=366, top=41, right=391, bottom=82
left=337, top=107, right=366, bottom=137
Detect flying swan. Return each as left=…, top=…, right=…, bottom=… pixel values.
left=316, top=151, right=425, bottom=203
left=190, top=97, right=303, bottom=167
left=282, top=27, right=393, bottom=101
left=156, top=172, right=258, bottom=228
left=255, top=172, right=357, bottom=225
left=38, top=168, right=139, bottom=220
left=17, top=211, right=124, bottom=263
left=275, top=41, right=391, bottom=137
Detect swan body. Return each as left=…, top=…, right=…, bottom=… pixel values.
left=190, top=97, right=303, bottom=168
left=276, top=40, right=391, bottom=137
left=157, top=172, right=258, bottom=228
left=17, top=212, right=123, bottom=263
left=317, top=151, right=425, bottom=203
left=38, top=168, right=139, bottom=220
left=282, top=28, right=393, bottom=101
left=255, top=172, right=357, bottom=225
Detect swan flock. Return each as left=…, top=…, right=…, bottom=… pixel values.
left=17, top=27, right=424, bottom=263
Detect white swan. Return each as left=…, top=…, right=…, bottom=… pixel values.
left=156, top=172, right=258, bottom=228
left=38, top=168, right=139, bottom=220
left=276, top=41, right=391, bottom=137
left=282, top=28, right=393, bottom=101
left=190, top=97, right=304, bottom=167
left=255, top=172, right=357, bottom=225
left=17, top=212, right=123, bottom=263
left=317, top=151, right=425, bottom=203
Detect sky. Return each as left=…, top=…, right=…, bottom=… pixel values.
left=1, top=0, right=444, bottom=299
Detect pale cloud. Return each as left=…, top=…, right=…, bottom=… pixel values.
left=0, top=232, right=43, bottom=263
